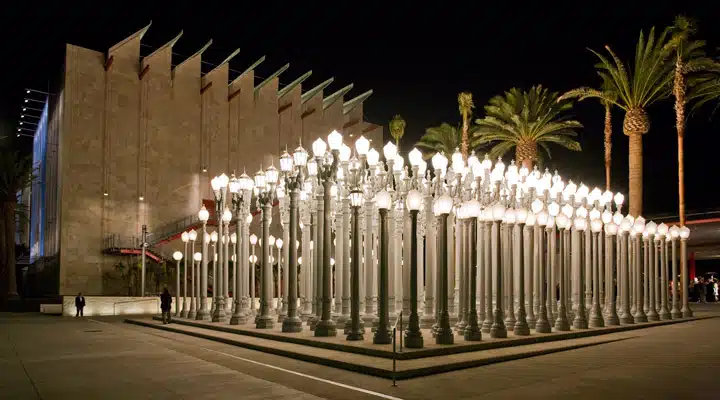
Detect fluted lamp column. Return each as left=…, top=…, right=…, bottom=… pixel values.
left=180, top=232, right=189, bottom=317
left=464, top=199, right=483, bottom=341
left=669, top=226, right=682, bottom=319
left=373, top=190, right=393, bottom=344
left=435, top=194, right=456, bottom=344
left=347, top=188, right=365, bottom=340
left=490, top=198, right=507, bottom=339
left=256, top=164, right=279, bottom=329
left=619, top=217, right=634, bottom=324
left=513, top=206, right=530, bottom=336
left=197, top=205, right=211, bottom=320
left=404, top=189, right=424, bottom=348
left=173, top=251, right=182, bottom=318
left=679, top=226, right=692, bottom=317
left=533, top=202, right=552, bottom=333
left=589, top=218, right=605, bottom=327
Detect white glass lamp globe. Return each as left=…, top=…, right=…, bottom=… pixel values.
left=613, top=211, right=624, bottom=225
left=406, top=190, right=422, bottom=211
left=576, top=205, right=588, bottom=219
left=327, top=130, right=343, bottom=151
left=451, top=148, right=464, bottom=172
left=465, top=199, right=481, bottom=218
left=619, top=218, right=632, bottom=233
left=293, top=145, right=308, bottom=167
left=602, top=190, right=614, bottom=205
left=173, top=251, right=183, bottom=261
left=531, top=198, right=544, bottom=214
left=367, top=148, right=380, bottom=167
left=355, top=135, right=370, bottom=156
left=339, top=144, right=352, bottom=162
left=230, top=232, right=237, bottom=244
left=307, top=159, right=318, bottom=177
left=504, top=208, right=516, bottom=224
left=229, top=175, right=241, bottom=193
left=537, top=210, right=550, bottom=226
left=194, top=252, right=202, bottom=262
left=268, top=235, right=276, bottom=247
left=181, top=231, right=189, bottom=243
left=298, top=256, right=302, bottom=265
left=548, top=201, right=560, bottom=217
left=250, top=234, right=258, bottom=245
left=492, top=202, right=506, bottom=221
left=383, top=141, right=398, bottom=161
left=646, top=221, right=657, bottom=235
left=349, top=190, right=364, bottom=207
left=591, top=219, right=603, bottom=233
left=432, top=152, right=448, bottom=172
left=525, top=212, right=537, bottom=226
left=468, top=152, right=479, bottom=169
left=204, top=232, right=210, bottom=243
left=265, top=165, right=279, bottom=185
left=573, top=217, right=587, bottom=231
left=601, top=209, right=612, bottom=224
left=436, top=195, right=454, bottom=215
left=393, top=154, right=404, bottom=171
left=245, top=214, right=253, bottom=225
left=188, top=229, right=197, bottom=241
left=198, top=205, right=210, bottom=222
left=211, top=176, right=221, bottom=191
left=254, top=169, right=266, bottom=189
left=669, top=225, right=680, bottom=239
left=605, top=222, right=618, bottom=236
left=279, top=151, right=293, bottom=172
left=562, top=204, right=574, bottom=218
left=657, top=223, right=669, bottom=235
left=515, top=207, right=528, bottom=223
left=313, top=138, right=327, bottom=158
left=614, top=192, right=624, bottom=207
left=409, top=148, right=423, bottom=167
left=375, top=190, right=392, bottom=210
left=589, top=207, right=601, bottom=221
left=276, top=239, right=283, bottom=249
left=633, top=218, right=645, bottom=234
left=210, top=231, right=218, bottom=243
left=222, top=208, right=233, bottom=223
left=556, top=213, right=568, bottom=229
left=679, top=226, right=690, bottom=239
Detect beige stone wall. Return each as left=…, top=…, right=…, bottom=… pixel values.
left=56, top=31, right=382, bottom=294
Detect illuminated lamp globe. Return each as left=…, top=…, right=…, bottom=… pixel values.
left=307, top=159, right=318, bottom=177
left=366, top=148, right=380, bottom=167
left=313, top=138, right=327, bottom=158
left=409, top=148, right=423, bottom=167
left=222, top=208, right=232, bottom=223
left=293, top=145, right=308, bottom=167
left=194, top=252, right=202, bottom=262
left=279, top=151, right=293, bottom=172
left=562, top=204, right=574, bottom=218
left=573, top=217, right=587, bottom=231
left=276, top=239, right=283, bottom=249
left=613, top=211, right=623, bottom=225
left=254, top=169, right=266, bottom=189
left=531, top=198, right=544, bottom=214
left=657, top=223, right=669, bottom=236
left=327, top=130, right=343, bottom=151
left=679, top=226, right=690, bottom=239
left=669, top=225, right=680, bottom=239
left=589, top=207, right=601, bottom=221
left=173, top=251, right=183, bottom=261
left=536, top=210, right=549, bottom=227
left=230, top=232, right=237, bottom=244
left=492, top=202, right=506, bottom=221
left=181, top=232, right=189, bottom=243
left=204, top=233, right=210, bottom=243
left=619, top=218, right=632, bottom=233
left=504, top=208, right=516, bottom=224
left=375, top=190, right=392, bottom=210
left=383, top=141, right=398, bottom=161
left=602, top=210, right=612, bottom=224
left=355, top=135, right=370, bottom=156
left=465, top=199, right=481, bottom=218
left=515, top=207, right=528, bottom=224
left=525, top=212, right=536, bottom=226
left=349, top=190, right=364, bottom=208
left=198, top=205, right=210, bottom=222
left=614, top=192, right=624, bottom=207
left=188, top=229, right=197, bottom=241
left=229, top=175, right=241, bottom=193
left=249, top=234, right=258, bottom=245
left=268, top=235, right=276, bottom=247
left=393, top=154, right=404, bottom=171
left=406, top=190, right=422, bottom=211
left=646, top=221, right=657, bottom=235
left=436, top=195, right=454, bottom=216
left=591, top=219, right=603, bottom=233
left=339, top=144, right=352, bottom=162
left=555, top=213, right=568, bottom=229
left=246, top=214, right=253, bottom=225
left=451, top=148, right=464, bottom=172
left=605, top=222, right=618, bottom=236
left=265, top=165, right=279, bottom=185
left=210, top=231, right=218, bottom=243
left=432, top=152, right=448, bottom=172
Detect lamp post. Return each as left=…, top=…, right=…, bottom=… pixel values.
left=197, top=205, right=210, bottom=320
left=314, top=131, right=342, bottom=337
left=276, top=238, right=284, bottom=318
left=603, top=222, right=620, bottom=325
left=489, top=199, right=507, bottom=339
left=373, top=190, right=393, bottom=344
left=657, top=223, right=670, bottom=320
left=464, top=198, right=482, bottom=341
left=669, top=225, right=681, bottom=319
left=534, top=204, right=552, bottom=333
left=255, top=164, right=279, bottom=329
left=210, top=231, right=218, bottom=317
left=347, top=187, right=365, bottom=340
left=514, top=206, right=530, bottom=335
left=186, top=229, right=197, bottom=318
left=405, top=189, right=424, bottom=347
left=553, top=208, right=571, bottom=331
left=434, top=194, right=455, bottom=344
left=180, top=232, right=189, bottom=317
left=229, top=172, right=253, bottom=325
left=173, top=251, right=183, bottom=316
left=589, top=218, right=605, bottom=327
left=679, top=226, right=692, bottom=317
left=249, top=233, right=258, bottom=316
left=280, top=146, right=308, bottom=332
left=210, top=174, right=230, bottom=322
left=619, top=217, right=634, bottom=324
left=632, top=218, right=647, bottom=323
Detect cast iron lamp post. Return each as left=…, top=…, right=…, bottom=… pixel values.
left=229, top=172, right=254, bottom=325
left=464, top=198, right=483, bottom=341
left=669, top=225, right=682, bottom=319
left=435, top=194, right=455, bottom=344
left=373, top=190, right=393, bottom=344
left=173, top=251, right=183, bottom=316
left=180, top=232, right=189, bottom=317
left=679, top=226, right=692, bottom=317
left=255, top=164, right=279, bottom=329
left=405, top=189, right=424, bottom=348
left=197, top=205, right=211, bottom=320
left=210, top=174, right=230, bottom=322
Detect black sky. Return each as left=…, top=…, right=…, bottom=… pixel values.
left=1, top=1, right=719, bottom=217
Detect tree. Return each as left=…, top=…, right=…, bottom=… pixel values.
left=560, top=78, right=618, bottom=190
left=474, top=85, right=582, bottom=169
left=458, top=92, right=475, bottom=160
left=416, top=123, right=481, bottom=160
left=665, top=15, right=720, bottom=225
left=389, top=115, right=406, bottom=148
left=556, top=27, right=674, bottom=216
left=0, top=141, right=34, bottom=302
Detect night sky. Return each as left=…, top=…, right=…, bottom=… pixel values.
left=1, top=2, right=719, bottom=217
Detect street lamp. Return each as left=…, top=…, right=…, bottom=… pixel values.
left=619, top=217, right=633, bottom=324
left=373, top=189, right=393, bottom=344
left=669, top=225, right=681, bottom=319
left=173, top=251, right=183, bottom=317
left=197, top=205, right=210, bottom=320
left=180, top=232, right=189, bottom=317
left=249, top=233, right=258, bottom=316
left=256, top=163, right=278, bottom=329
left=210, top=174, right=230, bottom=322
left=405, top=189, right=424, bottom=348
left=229, top=172, right=253, bottom=325
left=679, top=225, right=692, bottom=317
left=464, top=198, right=483, bottom=341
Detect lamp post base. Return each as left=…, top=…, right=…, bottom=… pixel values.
left=405, top=330, right=424, bottom=348
left=346, top=331, right=365, bottom=341
left=281, top=316, right=303, bottom=333
left=534, top=315, right=551, bottom=333
left=682, top=308, right=693, bottom=318
left=230, top=312, right=248, bottom=325
left=373, top=328, right=392, bottom=345
left=604, top=311, right=620, bottom=326
left=314, top=320, right=338, bottom=337
left=671, top=309, right=682, bottom=319
left=256, top=316, right=275, bottom=329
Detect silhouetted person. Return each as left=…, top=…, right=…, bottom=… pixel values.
left=75, top=292, right=85, bottom=317
left=160, top=288, right=172, bottom=324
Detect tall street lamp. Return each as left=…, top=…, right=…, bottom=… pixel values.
left=679, top=226, right=692, bottom=317
left=255, top=164, right=279, bottom=329
left=669, top=225, right=681, bottom=319
left=197, top=205, right=211, bottom=320
left=373, top=190, right=393, bottom=344
left=464, top=198, right=482, bottom=341
left=180, top=232, right=189, bottom=317
left=280, top=145, right=308, bottom=332
left=435, top=194, right=456, bottom=344
left=173, top=251, right=183, bottom=316
left=314, top=131, right=342, bottom=337
left=210, top=174, right=230, bottom=322
left=229, top=172, right=253, bottom=325
left=405, top=189, right=424, bottom=348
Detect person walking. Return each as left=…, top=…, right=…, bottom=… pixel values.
left=161, top=288, right=172, bottom=324
left=75, top=292, right=85, bottom=317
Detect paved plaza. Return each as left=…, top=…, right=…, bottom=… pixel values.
left=1, top=305, right=719, bottom=400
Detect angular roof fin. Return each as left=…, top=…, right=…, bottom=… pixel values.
left=343, top=90, right=373, bottom=114
left=229, top=56, right=266, bottom=87
left=254, top=63, right=290, bottom=94
left=301, top=78, right=334, bottom=104
left=323, top=83, right=354, bottom=110
left=278, top=71, right=313, bottom=98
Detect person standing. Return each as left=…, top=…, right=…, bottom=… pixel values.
left=75, top=293, right=85, bottom=317
left=160, top=288, right=172, bottom=324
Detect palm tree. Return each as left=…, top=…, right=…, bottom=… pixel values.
left=560, top=79, right=618, bottom=190
left=666, top=16, right=720, bottom=226
left=474, top=85, right=582, bottom=169
left=556, top=27, right=674, bottom=216
left=416, top=123, right=481, bottom=160
left=0, top=143, right=34, bottom=301
left=458, top=92, right=475, bottom=160
left=389, top=115, right=406, bottom=148
left=689, top=71, right=720, bottom=112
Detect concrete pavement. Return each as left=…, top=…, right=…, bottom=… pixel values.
left=1, top=305, right=719, bottom=399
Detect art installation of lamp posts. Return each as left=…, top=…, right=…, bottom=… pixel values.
left=168, top=130, right=695, bottom=349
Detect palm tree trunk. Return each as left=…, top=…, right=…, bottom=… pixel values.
left=604, top=103, right=612, bottom=191
left=674, top=60, right=687, bottom=226
left=515, top=140, right=537, bottom=170
left=461, top=111, right=469, bottom=160
left=628, top=134, right=643, bottom=216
